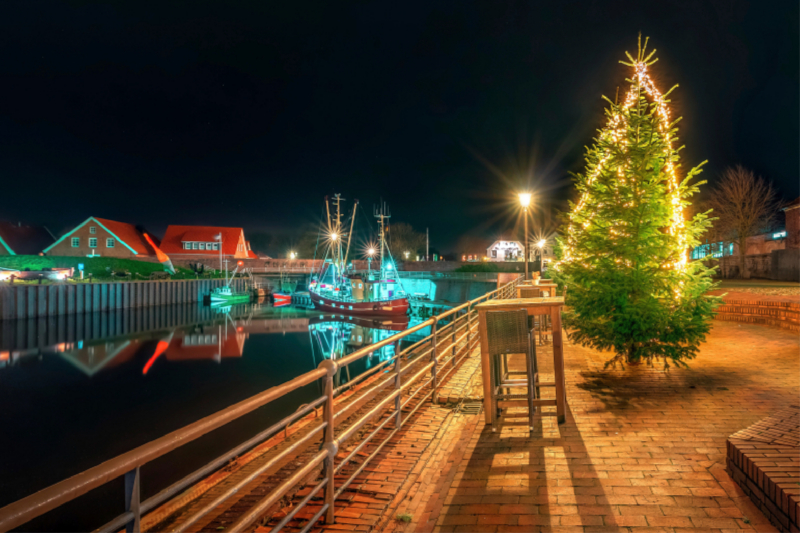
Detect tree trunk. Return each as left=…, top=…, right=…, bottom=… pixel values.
left=739, top=236, right=748, bottom=279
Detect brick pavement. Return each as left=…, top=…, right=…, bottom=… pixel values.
left=284, top=320, right=798, bottom=533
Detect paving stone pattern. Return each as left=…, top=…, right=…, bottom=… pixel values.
left=263, top=321, right=798, bottom=533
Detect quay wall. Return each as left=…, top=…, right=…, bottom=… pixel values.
left=0, top=279, right=247, bottom=321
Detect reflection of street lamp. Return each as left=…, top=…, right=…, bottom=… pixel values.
left=518, top=193, right=532, bottom=280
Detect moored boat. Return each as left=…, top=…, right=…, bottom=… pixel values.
left=307, top=195, right=410, bottom=316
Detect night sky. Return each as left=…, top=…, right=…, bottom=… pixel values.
left=1, top=1, right=797, bottom=253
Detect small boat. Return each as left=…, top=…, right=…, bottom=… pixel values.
left=209, top=261, right=251, bottom=304
left=272, top=292, right=292, bottom=307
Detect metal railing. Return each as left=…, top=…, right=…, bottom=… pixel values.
left=397, top=271, right=510, bottom=281
left=0, top=276, right=524, bottom=533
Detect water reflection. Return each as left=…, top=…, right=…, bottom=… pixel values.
left=0, top=301, right=441, bottom=530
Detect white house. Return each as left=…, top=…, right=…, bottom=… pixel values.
left=486, top=240, right=523, bottom=261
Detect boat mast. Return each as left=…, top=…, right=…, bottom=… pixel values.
left=343, top=200, right=358, bottom=268
left=375, top=201, right=390, bottom=278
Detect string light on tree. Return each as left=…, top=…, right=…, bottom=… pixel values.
left=553, top=35, right=719, bottom=367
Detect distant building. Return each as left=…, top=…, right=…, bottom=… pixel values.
left=0, top=222, right=55, bottom=255
left=159, top=225, right=258, bottom=260
left=43, top=217, right=156, bottom=258
left=784, top=197, right=800, bottom=249
left=486, top=240, right=523, bottom=261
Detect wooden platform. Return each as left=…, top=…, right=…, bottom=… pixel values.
left=727, top=406, right=800, bottom=532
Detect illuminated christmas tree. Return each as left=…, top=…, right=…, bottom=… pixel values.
left=556, top=36, right=719, bottom=367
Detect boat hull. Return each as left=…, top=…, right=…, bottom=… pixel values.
left=309, top=289, right=409, bottom=316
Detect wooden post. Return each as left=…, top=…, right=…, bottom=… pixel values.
left=551, top=305, right=566, bottom=424
left=430, top=319, right=438, bottom=404
left=478, top=309, right=492, bottom=424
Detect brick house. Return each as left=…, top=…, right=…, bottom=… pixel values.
left=0, top=222, right=55, bottom=255
left=159, top=226, right=258, bottom=265
left=43, top=217, right=156, bottom=258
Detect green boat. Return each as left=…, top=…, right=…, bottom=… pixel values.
left=209, top=262, right=251, bottom=304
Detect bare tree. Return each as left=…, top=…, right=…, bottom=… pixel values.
left=708, top=165, right=779, bottom=278
left=387, top=222, right=426, bottom=260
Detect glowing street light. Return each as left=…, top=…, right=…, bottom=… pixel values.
left=404, top=251, right=410, bottom=259
left=519, top=192, right=532, bottom=280
left=330, top=233, right=338, bottom=242
left=289, top=251, right=296, bottom=260
left=537, top=239, right=546, bottom=248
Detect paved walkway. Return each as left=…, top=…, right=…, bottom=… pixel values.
left=282, top=320, right=798, bottom=533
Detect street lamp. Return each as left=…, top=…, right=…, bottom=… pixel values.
left=518, top=193, right=532, bottom=280
left=367, top=248, right=375, bottom=274
left=289, top=251, right=296, bottom=260
left=404, top=251, right=410, bottom=260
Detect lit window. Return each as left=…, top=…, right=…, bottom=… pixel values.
left=89, top=238, right=97, bottom=248
left=89, top=226, right=96, bottom=234
left=193, top=242, right=199, bottom=250
left=71, top=237, right=80, bottom=247
left=199, top=243, right=206, bottom=250
left=106, top=238, right=115, bottom=248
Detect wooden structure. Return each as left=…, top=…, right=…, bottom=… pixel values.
left=475, top=297, right=566, bottom=424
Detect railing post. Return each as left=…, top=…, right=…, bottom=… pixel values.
left=467, top=303, right=472, bottom=348
left=394, top=342, right=402, bottom=427
left=451, top=312, right=457, bottom=358
left=124, top=467, right=141, bottom=533
left=319, top=359, right=339, bottom=525
left=430, top=318, right=438, bottom=404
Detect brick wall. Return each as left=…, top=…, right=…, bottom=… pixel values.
left=726, top=407, right=799, bottom=533
left=47, top=223, right=145, bottom=259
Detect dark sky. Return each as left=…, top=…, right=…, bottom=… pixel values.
left=1, top=0, right=797, bottom=252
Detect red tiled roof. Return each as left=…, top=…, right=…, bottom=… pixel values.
left=0, top=222, right=55, bottom=254
left=94, top=218, right=156, bottom=255
left=160, top=225, right=246, bottom=255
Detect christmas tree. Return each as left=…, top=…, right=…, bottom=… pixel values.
left=555, top=36, right=719, bottom=368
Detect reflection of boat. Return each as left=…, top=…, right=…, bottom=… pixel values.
left=308, top=195, right=409, bottom=316
left=308, top=313, right=409, bottom=331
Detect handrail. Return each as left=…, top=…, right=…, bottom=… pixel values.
left=0, top=274, right=524, bottom=533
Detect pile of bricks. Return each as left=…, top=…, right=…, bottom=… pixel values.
left=727, top=406, right=800, bottom=532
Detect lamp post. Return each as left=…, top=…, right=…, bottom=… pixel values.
left=518, top=193, right=532, bottom=280
left=537, top=239, right=546, bottom=273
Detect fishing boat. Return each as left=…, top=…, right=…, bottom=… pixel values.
left=308, top=195, right=410, bottom=316
left=209, top=260, right=251, bottom=304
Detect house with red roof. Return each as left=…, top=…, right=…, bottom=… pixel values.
left=43, top=217, right=156, bottom=258
left=159, top=225, right=257, bottom=260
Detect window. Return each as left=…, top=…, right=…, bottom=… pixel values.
left=213, top=243, right=220, bottom=250
left=199, top=243, right=206, bottom=250
left=89, top=226, right=96, bottom=234
left=106, top=238, right=115, bottom=248
left=183, top=242, right=191, bottom=250
left=491, top=250, right=497, bottom=258
left=89, top=238, right=98, bottom=248
left=192, top=242, right=199, bottom=250
left=71, top=237, right=80, bottom=247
